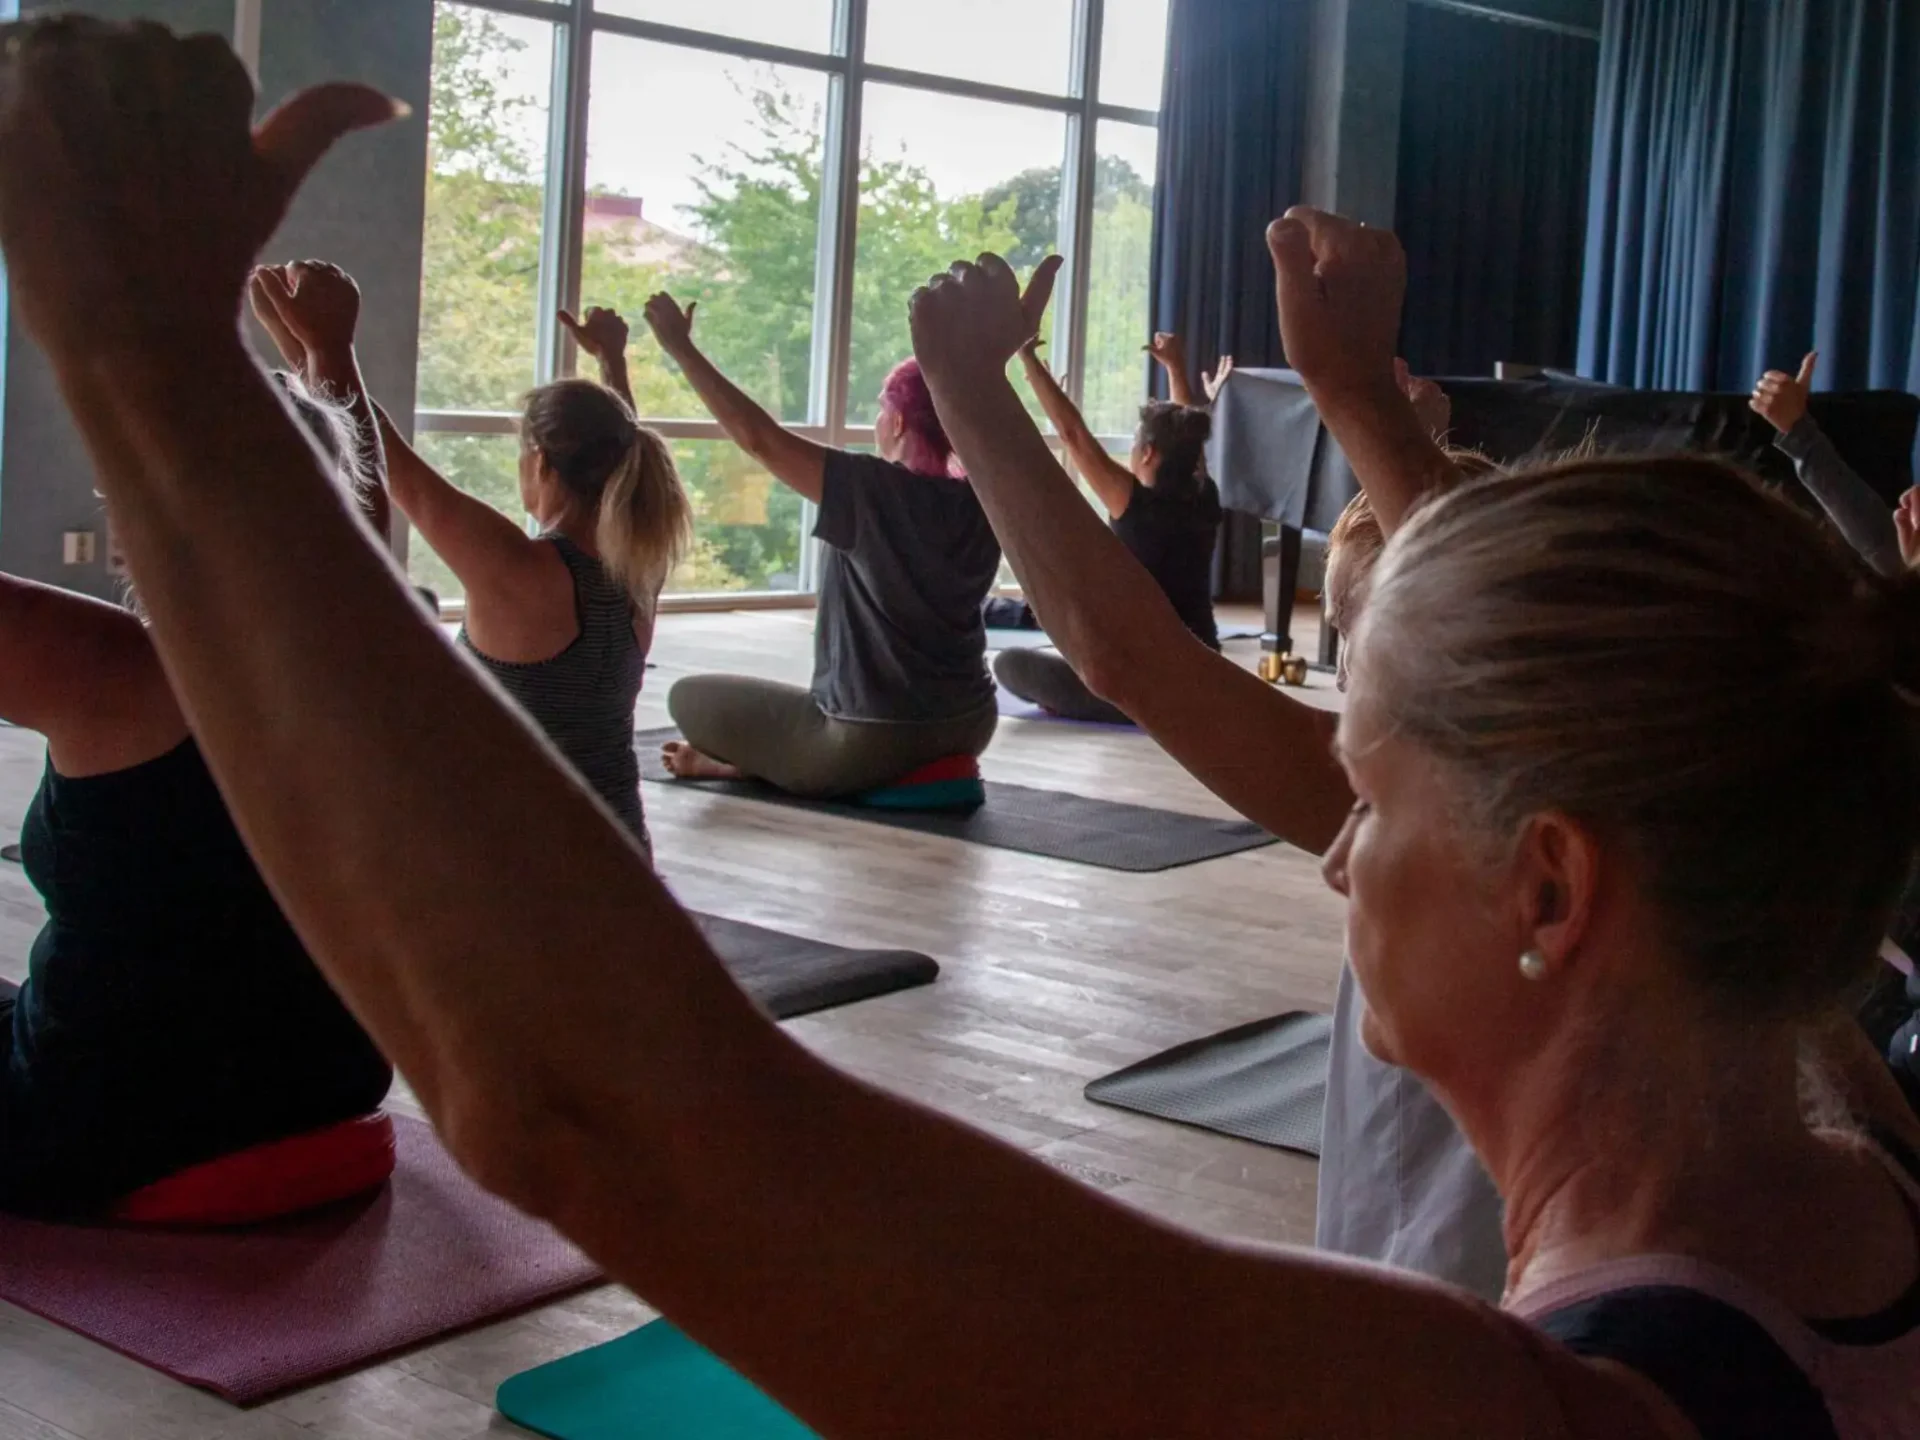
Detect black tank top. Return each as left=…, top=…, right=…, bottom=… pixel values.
left=457, top=535, right=650, bottom=850
left=6, top=738, right=392, bottom=1212
left=1110, top=476, right=1224, bottom=650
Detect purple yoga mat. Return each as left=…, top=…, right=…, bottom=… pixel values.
left=0, top=1115, right=603, bottom=1405
left=994, top=684, right=1137, bottom=730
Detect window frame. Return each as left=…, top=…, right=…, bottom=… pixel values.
left=414, top=0, right=1163, bottom=603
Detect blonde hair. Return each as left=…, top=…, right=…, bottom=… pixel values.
left=522, top=378, right=692, bottom=605
left=1323, top=448, right=1500, bottom=628
left=277, top=370, right=375, bottom=507
left=1354, top=454, right=1920, bottom=1020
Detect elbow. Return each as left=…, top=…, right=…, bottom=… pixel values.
left=431, top=1073, right=579, bottom=1224
left=1073, top=633, right=1148, bottom=712
left=433, top=1065, right=687, bottom=1242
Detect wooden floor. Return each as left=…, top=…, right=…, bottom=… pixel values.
left=0, top=605, right=1348, bottom=1439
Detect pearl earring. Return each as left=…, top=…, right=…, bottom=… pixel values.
left=1519, top=949, right=1548, bottom=981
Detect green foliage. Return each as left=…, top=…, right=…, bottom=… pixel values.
left=416, top=5, right=1153, bottom=595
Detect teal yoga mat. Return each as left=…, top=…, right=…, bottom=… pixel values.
left=498, top=1320, right=818, bottom=1439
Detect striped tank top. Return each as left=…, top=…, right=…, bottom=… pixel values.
left=1514, top=1135, right=1920, bottom=1439
left=458, top=535, right=650, bottom=853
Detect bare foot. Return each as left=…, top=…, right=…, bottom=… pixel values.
left=661, top=741, right=743, bottom=781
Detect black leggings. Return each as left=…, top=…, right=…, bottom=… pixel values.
left=991, top=648, right=1132, bottom=726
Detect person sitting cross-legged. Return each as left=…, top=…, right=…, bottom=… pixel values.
left=644, top=290, right=1002, bottom=801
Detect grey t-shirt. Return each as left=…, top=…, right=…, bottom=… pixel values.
left=811, top=450, right=1002, bottom=723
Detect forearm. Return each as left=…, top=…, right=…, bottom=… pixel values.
left=937, top=371, right=1183, bottom=673
left=1777, top=419, right=1903, bottom=576
left=1308, top=377, right=1459, bottom=537
left=1019, top=349, right=1105, bottom=471
left=666, top=342, right=781, bottom=460
left=596, top=353, right=634, bottom=410
left=374, top=405, right=449, bottom=522
left=58, top=337, right=764, bottom=1149
left=929, top=367, right=1352, bottom=850
left=1164, top=371, right=1197, bottom=407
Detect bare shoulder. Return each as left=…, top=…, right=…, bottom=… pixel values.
left=461, top=537, right=584, bottom=665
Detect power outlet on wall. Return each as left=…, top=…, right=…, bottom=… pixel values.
left=62, top=530, right=97, bottom=566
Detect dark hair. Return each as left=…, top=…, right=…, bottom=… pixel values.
left=522, top=378, right=692, bottom=606
left=881, top=359, right=958, bottom=478
left=1136, top=402, right=1212, bottom=499
left=1360, top=454, right=1920, bottom=1022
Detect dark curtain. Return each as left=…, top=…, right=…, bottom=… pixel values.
left=1579, top=0, right=1920, bottom=403
left=1151, top=0, right=1312, bottom=598
left=1395, top=6, right=1600, bottom=377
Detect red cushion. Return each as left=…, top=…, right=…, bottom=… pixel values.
left=889, top=754, right=982, bottom=787
left=111, top=1113, right=397, bottom=1228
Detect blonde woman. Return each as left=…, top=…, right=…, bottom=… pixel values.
left=376, top=303, right=689, bottom=852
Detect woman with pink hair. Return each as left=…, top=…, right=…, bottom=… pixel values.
left=643, top=294, right=1001, bottom=800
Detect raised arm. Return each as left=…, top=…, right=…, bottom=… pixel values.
left=1146, top=332, right=1198, bottom=407
left=0, top=572, right=185, bottom=776
left=371, top=402, right=552, bottom=602
left=917, top=259, right=1352, bottom=853
left=1268, top=210, right=1460, bottom=538
left=1017, top=338, right=1137, bottom=519
left=560, top=305, right=635, bottom=410
left=249, top=260, right=389, bottom=540
left=642, top=292, right=829, bottom=504
left=1751, top=353, right=1904, bottom=577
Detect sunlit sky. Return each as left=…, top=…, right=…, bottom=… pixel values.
left=465, top=0, right=1167, bottom=233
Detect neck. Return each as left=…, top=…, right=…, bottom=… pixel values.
left=1441, top=990, right=1817, bottom=1301
left=543, top=506, right=599, bottom=554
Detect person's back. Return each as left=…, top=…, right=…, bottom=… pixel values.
left=655, top=346, right=1001, bottom=797
left=376, top=315, right=689, bottom=848
left=5, top=737, right=393, bottom=1216
left=460, top=533, right=648, bottom=842
left=810, top=449, right=1001, bottom=724
left=1109, top=471, right=1223, bottom=650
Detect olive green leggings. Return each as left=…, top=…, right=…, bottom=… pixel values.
left=667, top=675, right=998, bottom=799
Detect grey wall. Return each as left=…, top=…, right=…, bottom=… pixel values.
left=0, top=0, right=434, bottom=594
left=0, top=0, right=234, bottom=598
left=252, top=0, right=434, bottom=454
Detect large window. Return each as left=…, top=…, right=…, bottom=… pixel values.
left=416, top=0, right=1170, bottom=601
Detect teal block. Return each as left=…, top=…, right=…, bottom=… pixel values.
left=853, top=778, right=986, bottom=811
left=497, top=1320, right=819, bottom=1440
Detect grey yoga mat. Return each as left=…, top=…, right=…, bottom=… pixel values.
left=694, top=912, right=937, bottom=1018
left=0, top=900, right=928, bottom=1020
left=635, top=728, right=1278, bottom=873
left=1083, top=1011, right=1334, bottom=1157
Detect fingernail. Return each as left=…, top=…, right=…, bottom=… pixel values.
left=390, top=99, right=413, bottom=119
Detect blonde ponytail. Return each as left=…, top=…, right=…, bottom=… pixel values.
left=597, top=423, right=693, bottom=606
left=522, top=377, right=694, bottom=607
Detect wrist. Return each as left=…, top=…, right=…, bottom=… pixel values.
left=304, top=345, right=364, bottom=394
left=1303, top=371, right=1410, bottom=423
